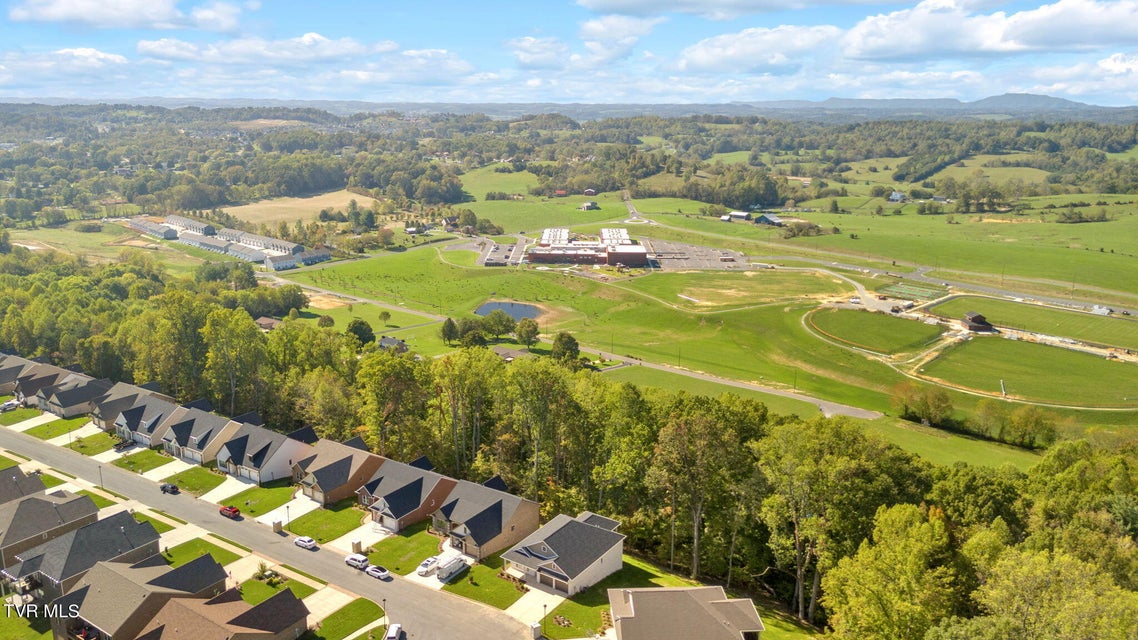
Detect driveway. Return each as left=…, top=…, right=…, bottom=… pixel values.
left=44, top=422, right=100, bottom=446
left=255, top=493, right=322, bottom=526
left=6, top=412, right=56, bottom=432
left=200, top=474, right=257, bottom=504
left=327, top=520, right=393, bottom=554
left=0, top=431, right=528, bottom=640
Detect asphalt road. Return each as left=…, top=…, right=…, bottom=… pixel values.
left=0, top=428, right=529, bottom=640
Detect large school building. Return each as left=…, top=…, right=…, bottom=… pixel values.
left=527, top=228, right=650, bottom=267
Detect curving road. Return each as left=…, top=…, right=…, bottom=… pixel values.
left=0, top=428, right=529, bottom=640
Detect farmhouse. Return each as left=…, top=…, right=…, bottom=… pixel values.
left=962, top=311, right=994, bottom=332
left=502, top=511, right=624, bottom=595
left=583, top=188, right=596, bottom=196
left=608, top=586, right=766, bottom=640
left=431, top=478, right=540, bottom=561
left=292, top=437, right=383, bottom=506
left=378, top=336, right=410, bottom=354
left=888, top=191, right=908, bottom=203
left=579, top=201, right=599, bottom=211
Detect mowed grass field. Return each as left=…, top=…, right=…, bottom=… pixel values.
left=920, top=337, right=1138, bottom=407
left=10, top=223, right=209, bottom=274
left=619, top=270, right=848, bottom=311
left=809, top=308, right=944, bottom=354
left=222, top=189, right=377, bottom=225
left=929, top=295, right=1138, bottom=350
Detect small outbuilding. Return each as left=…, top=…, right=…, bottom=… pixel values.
left=962, top=311, right=993, bottom=332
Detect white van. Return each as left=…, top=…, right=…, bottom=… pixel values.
left=384, top=623, right=402, bottom=640
left=344, top=553, right=369, bottom=569
left=436, top=557, right=467, bottom=583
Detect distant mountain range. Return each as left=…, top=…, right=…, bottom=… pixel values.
left=2, top=93, right=1136, bottom=123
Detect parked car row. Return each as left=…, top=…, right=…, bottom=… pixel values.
left=344, top=553, right=391, bottom=580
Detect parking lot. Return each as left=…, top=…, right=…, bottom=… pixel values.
left=642, top=239, right=748, bottom=270
left=478, top=236, right=528, bottom=266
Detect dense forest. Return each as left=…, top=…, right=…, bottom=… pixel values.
left=0, top=247, right=1134, bottom=638
left=3, top=105, right=1138, bottom=233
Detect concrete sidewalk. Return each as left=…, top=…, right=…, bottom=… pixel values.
left=302, top=584, right=357, bottom=626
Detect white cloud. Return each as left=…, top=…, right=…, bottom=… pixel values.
left=507, top=36, right=571, bottom=69
left=0, top=47, right=128, bottom=89
left=1002, top=0, right=1138, bottom=49
left=578, top=14, right=665, bottom=64
left=9, top=0, right=245, bottom=30
left=331, top=50, right=475, bottom=87
left=678, top=25, right=841, bottom=74
left=576, top=0, right=880, bottom=20
left=137, top=33, right=383, bottom=64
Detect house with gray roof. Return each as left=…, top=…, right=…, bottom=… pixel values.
left=13, top=363, right=79, bottom=405
left=159, top=407, right=241, bottom=465
left=51, top=554, right=227, bottom=640
left=134, top=586, right=308, bottom=640
left=356, top=459, right=457, bottom=532
left=2, top=510, right=159, bottom=603
left=0, top=468, right=46, bottom=507
left=0, top=354, right=40, bottom=395
left=431, top=478, right=540, bottom=561
left=216, top=423, right=313, bottom=485
left=608, top=586, right=766, bottom=640
left=291, top=437, right=383, bottom=506
left=90, top=382, right=147, bottom=430
left=502, top=511, right=625, bottom=595
left=0, top=491, right=98, bottom=568
left=36, top=375, right=113, bottom=418
left=114, top=395, right=180, bottom=448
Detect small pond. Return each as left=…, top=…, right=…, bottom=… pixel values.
left=475, top=301, right=541, bottom=321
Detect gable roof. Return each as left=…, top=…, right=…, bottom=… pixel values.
left=52, top=555, right=227, bottom=638
left=115, top=394, right=179, bottom=436
left=360, top=459, right=450, bottom=519
left=135, top=587, right=308, bottom=640
left=0, top=491, right=98, bottom=547
left=161, top=407, right=233, bottom=452
left=4, top=511, right=159, bottom=582
left=41, top=376, right=113, bottom=409
left=503, top=512, right=625, bottom=581
left=295, top=438, right=381, bottom=493
left=0, top=468, right=47, bottom=507
left=609, top=586, right=765, bottom=640
left=220, top=423, right=310, bottom=470
left=579, top=511, right=621, bottom=532
left=436, top=479, right=532, bottom=546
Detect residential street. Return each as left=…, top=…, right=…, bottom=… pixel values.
left=0, top=427, right=530, bottom=640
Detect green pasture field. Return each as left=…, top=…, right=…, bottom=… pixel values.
left=929, top=295, right=1138, bottom=350
left=9, top=224, right=209, bottom=274
left=440, top=247, right=480, bottom=267
left=925, top=154, right=1052, bottom=184
left=619, top=270, right=848, bottom=311
left=808, top=308, right=944, bottom=355
left=860, top=417, right=1040, bottom=471
left=602, top=365, right=822, bottom=417
left=708, top=150, right=752, bottom=164
left=920, top=337, right=1138, bottom=407
left=223, top=189, right=377, bottom=225
left=464, top=194, right=625, bottom=233
left=1106, top=145, right=1138, bottom=161
left=629, top=197, right=717, bottom=215
left=838, top=157, right=912, bottom=182
left=637, top=135, right=666, bottom=147
left=459, top=164, right=540, bottom=197
left=296, top=302, right=434, bottom=333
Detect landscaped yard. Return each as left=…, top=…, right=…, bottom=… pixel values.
left=66, top=431, right=118, bottom=455
left=366, top=520, right=443, bottom=575
left=302, top=598, right=383, bottom=640
left=132, top=511, right=175, bottom=534
left=0, top=608, right=52, bottom=640
left=222, top=479, right=295, bottom=517
left=442, top=554, right=525, bottom=609
left=39, top=472, right=66, bottom=488
left=0, top=453, right=16, bottom=469
left=163, top=538, right=240, bottom=568
left=0, top=406, right=40, bottom=426
left=77, top=490, right=117, bottom=509
left=24, top=416, right=89, bottom=440
left=162, top=466, right=226, bottom=495
left=286, top=498, right=366, bottom=543
left=239, top=576, right=317, bottom=605
left=113, top=448, right=174, bottom=474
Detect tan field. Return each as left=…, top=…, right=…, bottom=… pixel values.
left=223, top=190, right=378, bottom=225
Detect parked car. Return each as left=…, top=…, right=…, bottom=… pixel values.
left=219, top=505, right=240, bottom=519
left=159, top=483, right=179, bottom=494
left=384, top=623, right=402, bottom=640
left=294, top=536, right=317, bottom=550
left=365, top=564, right=390, bottom=580
left=416, top=556, right=439, bottom=576
left=344, top=553, right=369, bottom=569
left=436, top=557, right=467, bottom=583
left=0, top=399, right=20, bottom=412
left=113, top=440, right=134, bottom=452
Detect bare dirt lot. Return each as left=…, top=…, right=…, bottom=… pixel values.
left=308, top=293, right=350, bottom=310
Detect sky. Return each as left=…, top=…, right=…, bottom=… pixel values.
left=1, top=0, right=1138, bottom=105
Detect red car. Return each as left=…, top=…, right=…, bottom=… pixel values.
left=219, top=505, right=240, bottom=519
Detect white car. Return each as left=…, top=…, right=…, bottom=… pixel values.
left=345, top=553, right=369, bottom=569
left=384, top=623, right=402, bottom=640
left=294, top=536, right=317, bottom=550
left=365, top=564, right=390, bottom=580
left=416, top=556, right=439, bottom=576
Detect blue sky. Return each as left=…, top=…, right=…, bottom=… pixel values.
left=2, top=0, right=1138, bottom=105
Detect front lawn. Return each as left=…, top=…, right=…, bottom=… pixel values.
left=222, top=479, right=295, bottom=517
left=366, top=520, right=442, bottom=575
left=239, top=576, right=317, bottom=605
left=162, top=466, right=225, bottom=496
left=66, top=431, right=118, bottom=455
left=113, top=448, right=174, bottom=474
left=77, top=490, right=117, bottom=509
left=163, top=538, right=241, bottom=568
left=0, top=453, right=16, bottom=469
left=132, top=512, right=175, bottom=534
left=302, top=598, right=383, bottom=640
left=286, top=498, right=365, bottom=543
left=24, top=416, right=88, bottom=440
left=40, top=473, right=66, bottom=488
left=443, top=553, right=525, bottom=609
left=0, top=407, right=40, bottom=426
